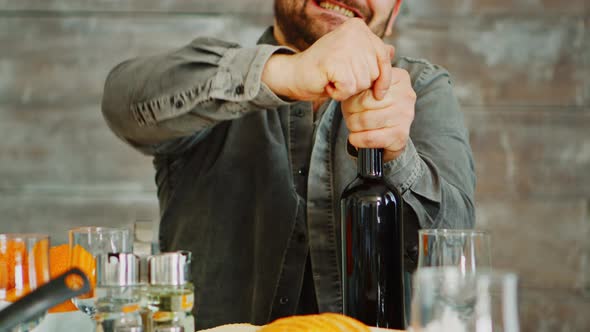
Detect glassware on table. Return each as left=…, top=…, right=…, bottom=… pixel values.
left=94, top=253, right=143, bottom=332
left=69, top=226, right=132, bottom=318
left=410, top=267, right=519, bottom=332
left=0, top=233, right=50, bottom=331
left=146, top=251, right=195, bottom=332
left=418, top=229, right=492, bottom=273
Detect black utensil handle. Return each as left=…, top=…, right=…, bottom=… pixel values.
left=0, top=268, right=91, bottom=332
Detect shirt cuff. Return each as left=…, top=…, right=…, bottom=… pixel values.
left=383, top=139, right=424, bottom=193
left=210, top=44, right=295, bottom=108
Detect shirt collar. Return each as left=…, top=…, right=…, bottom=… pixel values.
left=257, top=27, right=280, bottom=46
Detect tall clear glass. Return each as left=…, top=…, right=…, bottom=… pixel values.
left=418, top=229, right=492, bottom=273
left=0, top=233, right=50, bottom=331
left=68, top=227, right=131, bottom=318
left=411, top=267, right=519, bottom=332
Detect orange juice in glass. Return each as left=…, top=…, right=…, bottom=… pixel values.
left=0, top=233, right=50, bottom=332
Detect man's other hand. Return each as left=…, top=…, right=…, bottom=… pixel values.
left=263, top=18, right=395, bottom=102
left=341, top=67, right=416, bottom=163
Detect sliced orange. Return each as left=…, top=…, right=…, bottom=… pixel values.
left=32, top=238, right=50, bottom=285
left=0, top=240, right=28, bottom=291
left=48, top=244, right=95, bottom=312
left=69, top=244, right=96, bottom=299
left=5, top=286, right=32, bottom=303
left=48, top=244, right=77, bottom=313
left=0, top=241, right=94, bottom=312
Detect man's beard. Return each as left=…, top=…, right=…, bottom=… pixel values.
left=274, top=0, right=322, bottom=51
left=274, top=0, right=389, bottom=51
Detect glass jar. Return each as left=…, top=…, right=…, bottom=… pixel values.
left=146, top=251, right=194, bottom=332
left=94, top=253, right=144, bottom=332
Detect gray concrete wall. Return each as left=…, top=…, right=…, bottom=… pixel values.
left=0, top=0, right=588, bottom=330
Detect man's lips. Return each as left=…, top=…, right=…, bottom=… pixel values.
left=313, top=0, right=365, bottom=19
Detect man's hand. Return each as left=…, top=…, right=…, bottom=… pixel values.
left=263, top=18, right=395, bottom=102
left=342, top=67, right=416, bottom=162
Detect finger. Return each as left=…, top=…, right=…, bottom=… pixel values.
left=390, top=67, right=411, bottom=87
left=352, top=58, right=372, bottom=93
left=349, top=127, right=409, bottom=151
left=327, top=70, right=358, bottom=101
left=372, top=45, right=395, bottom=100
left=345, top=108, right=394, bottom=132
left=343, top=88, right=396, bottom=114
left=367, top=51, right=380, bottom=86
left=348, top=127, right=395, bottom=149
left=341, top=90, right=373, bottom=115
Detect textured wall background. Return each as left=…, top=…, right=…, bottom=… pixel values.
left=0, top=0, right=588, bottom=330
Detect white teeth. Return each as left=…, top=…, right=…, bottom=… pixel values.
left=319, top=1, right=355, bottom=18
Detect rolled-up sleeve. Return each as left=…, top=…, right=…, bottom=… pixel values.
left=383, top=58, right=476, bottom=231
left=101, top=37, right=294, bottom=154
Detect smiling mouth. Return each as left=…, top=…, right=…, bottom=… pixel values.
left=315, top=1, right=362, bottom=19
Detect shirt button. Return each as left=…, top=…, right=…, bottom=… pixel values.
left=279, top=296, right=289, bottom=305
left=235, top=84, right=245, bottom=95
left=297, top=167, right=307, bottom=176
left=294, top=109, right=305, bottom=117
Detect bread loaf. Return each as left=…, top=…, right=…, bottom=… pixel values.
left=198, top=313, right=373, bottom=332
left=199, top=323, right=258, bottom=332
left=259, top=313, right=370, bottom=332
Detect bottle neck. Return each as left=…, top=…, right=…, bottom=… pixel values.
left=357, top=148, right=383, bottom=178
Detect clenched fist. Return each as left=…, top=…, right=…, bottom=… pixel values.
left=263, top=18, right=395, bottom=102
left=342, top=67, right=416, bottom=162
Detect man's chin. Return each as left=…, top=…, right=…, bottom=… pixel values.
left=306, top=18, right=343, bottom=40
left=279, top=15, right=351, bottom=50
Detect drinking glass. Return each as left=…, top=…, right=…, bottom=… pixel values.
left=0, top=233, right=50, bottom=331
left=418, top=229, right=492, bottom=273
left=411, top=267, right=519, bottom=332
left=68, top=226, right=131, bottom=318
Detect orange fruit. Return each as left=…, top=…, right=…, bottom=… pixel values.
left=5, top=286, right=32, bottom=302
left=0, top=238, right=49, bottom=303
left=32, top=238, right=50, bottom=285
left=48, top=244, right=78, bottom=313
left=70, top=244, right=96, bottom=299
left=0, top=241, right=94, bottom=312
left=47, top=244, right=95, bottom=312
left=49, top=244, right=69, bottom=279
left=0, top=240, right=28, bottom=291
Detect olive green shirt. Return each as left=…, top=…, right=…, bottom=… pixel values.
left=101, top=27, right=475, bottom=329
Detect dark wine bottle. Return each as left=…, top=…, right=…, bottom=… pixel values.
left=340, top=148, right=405, bottom=329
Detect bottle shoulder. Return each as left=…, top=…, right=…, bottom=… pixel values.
left=341, top=176, right=402, bottom=203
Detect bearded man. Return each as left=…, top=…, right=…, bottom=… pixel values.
left=101, top=0, right=475, bottom=329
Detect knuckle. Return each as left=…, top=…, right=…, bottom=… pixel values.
left=357, top=114, right=371, bottom=130
left=360, top=90, right=375, bottom=105
left=358, top=79, right=372, bottom=92
left=362, top=131, right=379, bottom=147
left=407, top=109, right=416, bottom=122
left=384, top=115, right=396, bottom=128
left=393, top=130, right=409, bottom=148
left=344, top=111, right=357, bottom=127
left=393, top=67, right=410, bottom=80
left=341, top=98, right=353, bottom=110
left=401, top=100, right=416, bottom=119
left=344, top=117, right=357, bottom=132
left=344, top=85, right=357, bottom=97
left=339, top=81, right=355, bottom=97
